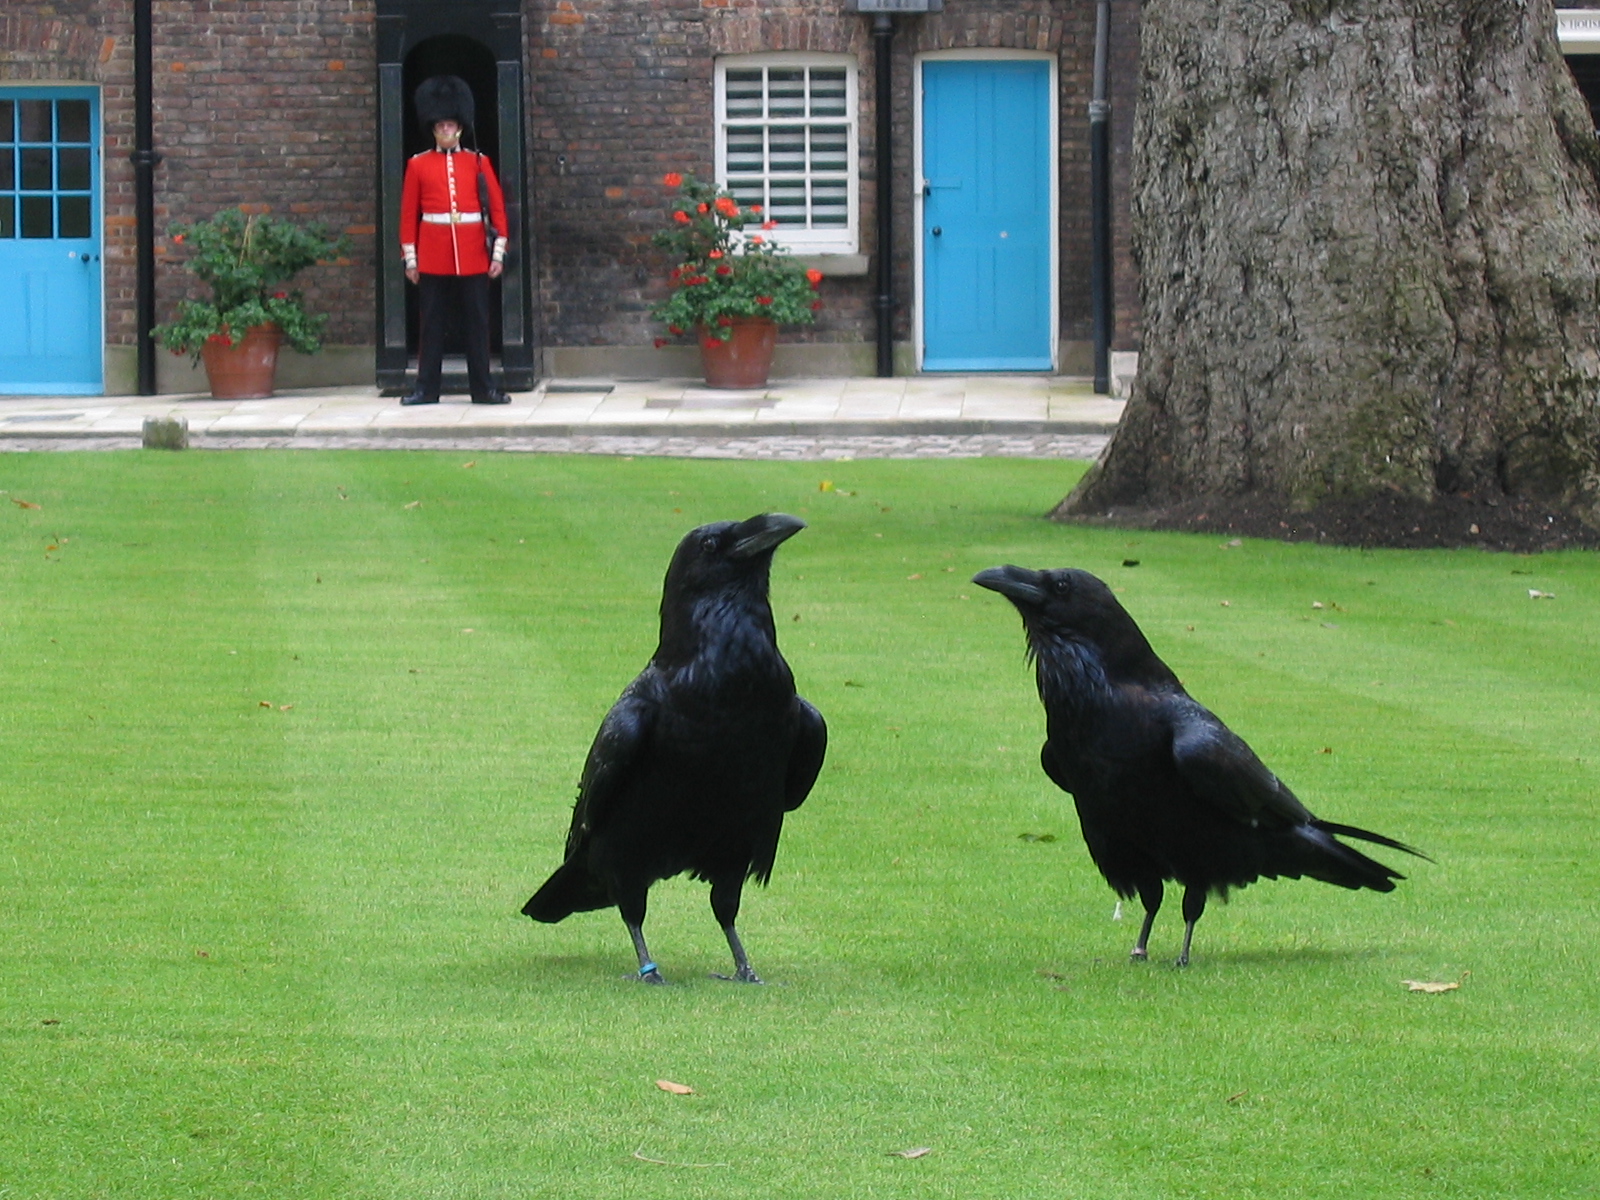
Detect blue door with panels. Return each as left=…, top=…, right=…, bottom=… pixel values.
left=921, top=60, right=1051, bottom=371
left=0, top=88, right=102, bottom=395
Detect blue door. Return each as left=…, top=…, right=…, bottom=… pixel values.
left=0, top=89, right=102, bottom=395
left=921, top=60, right=1051, bottom=371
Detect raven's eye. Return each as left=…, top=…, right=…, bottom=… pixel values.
left=700, top=535, right=719, bottom=553
left=1052, top=576, right=1072, bottom=596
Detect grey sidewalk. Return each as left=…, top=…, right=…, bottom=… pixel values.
left=0, top=374, right=1123, bottom=457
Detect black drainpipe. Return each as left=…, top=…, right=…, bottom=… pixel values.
left=872, top=13, right=895, bottom=378
left=1089, top=0, right=1113, bottom=394
left=132, top=0, right=161, bottom=395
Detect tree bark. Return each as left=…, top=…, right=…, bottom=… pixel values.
left=1056, top=0, right=1600, bottom=529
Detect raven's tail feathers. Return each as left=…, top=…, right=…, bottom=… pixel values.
left=1287, top=821, right=1428, bottom=893
left=1313, top=821, right=1433, bottom=863
left=522, top=855, right=611, bottom=923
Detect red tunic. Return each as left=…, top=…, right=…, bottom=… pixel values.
left=399, top=148, right=509, bottom=276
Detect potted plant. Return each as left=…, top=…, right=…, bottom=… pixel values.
left=651, top=173, right=823, bottom=388
left=153, top=208, right=349, bottom=399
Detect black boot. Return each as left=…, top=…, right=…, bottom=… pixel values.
left=471, top=388, right=511, bottom=405
left=399, top=389, right=438, bottom=407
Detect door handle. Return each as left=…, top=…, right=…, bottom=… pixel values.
left=931, top=227, right=942, bottom=236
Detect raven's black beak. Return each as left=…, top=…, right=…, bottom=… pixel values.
left=729, top=512, right=807, bottom=559
left=972, top=564, right=1048, bottom=606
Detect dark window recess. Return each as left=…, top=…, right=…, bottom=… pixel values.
left=0, top=101, right=12, bottom=142
left=20, top=194, right=52, bottom=238
left=21, top=147, right=51, bottom=191
left=58, top=195, right=90, bottom=238
left=0, top=150, right=13, bottom=191
left=19, top=100, right=51, bottom=143
left=1566, top=54, right=1600, bottom=128
left=58, top=147, right=90, bottom=191
left=57, top=100, right=90, bottom=143
left=0, top=198, right=13, bottom=239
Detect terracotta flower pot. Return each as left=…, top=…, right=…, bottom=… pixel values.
left=200, top=323, right=282, bottom=399
left=698, top=317, right=777, bottom=389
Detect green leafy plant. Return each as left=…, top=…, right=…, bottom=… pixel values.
left=152, top=208, right=350, bottom=362
left=650, top=173, right=824, bottom=346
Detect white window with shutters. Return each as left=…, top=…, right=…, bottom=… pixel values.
left=715, top=53, right=859, bottom=254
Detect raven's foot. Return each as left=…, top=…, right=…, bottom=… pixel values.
left=1129, top=947, right=1149, bottom=963
left=636, top=961, right=667, bottom=985
left=1174, top=954, right=1190, bottom=969
left=711, top=966, right=764, bottom=984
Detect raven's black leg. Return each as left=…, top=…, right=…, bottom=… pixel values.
left=618, top=888, right=665, bottom=984
left=1177, top=886, right=1207, bottom=967
left=1130, top=880, right=1163, bottom=961
left=708, top=876, right=762, bottom=983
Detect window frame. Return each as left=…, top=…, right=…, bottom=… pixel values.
left=714, top=51, right=860, bottom=255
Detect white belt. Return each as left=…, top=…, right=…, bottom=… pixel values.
left=421, top=212, right=482, bottom=224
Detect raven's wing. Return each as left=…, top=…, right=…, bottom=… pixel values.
left=1167, top=696, right=1314, bottom=829
left=782, top=696, right=827, bottom=812
left=564, top=673, right=657, bottom=856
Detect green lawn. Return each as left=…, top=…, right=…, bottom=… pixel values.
left=1, top=450, right=1595, bottom=1198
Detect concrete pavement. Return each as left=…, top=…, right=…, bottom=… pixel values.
left=0, top=374, right=1123, bottom=457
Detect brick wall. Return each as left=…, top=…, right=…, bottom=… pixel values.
left=5, top=0, right=1145, bottom=370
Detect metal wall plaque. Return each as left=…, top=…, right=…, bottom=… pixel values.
left=848, top=0, right=944, bottom=12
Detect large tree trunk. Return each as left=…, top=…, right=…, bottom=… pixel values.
left=1056, top=0, right=1600, bottom=533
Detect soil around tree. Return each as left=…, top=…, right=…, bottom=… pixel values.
left=1054, top=490, right=1600, bottom=553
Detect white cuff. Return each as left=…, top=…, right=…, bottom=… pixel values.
left=492, top=237, right=507, bottom=263
left=401, top=244, right=417, bottom=269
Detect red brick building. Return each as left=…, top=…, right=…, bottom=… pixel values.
left=1, top=2, right=1133, bottom=393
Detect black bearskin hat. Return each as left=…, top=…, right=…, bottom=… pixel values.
left=414, top=75, right=475, bottom=134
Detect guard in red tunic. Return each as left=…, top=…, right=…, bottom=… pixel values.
left=399, top=75, right=510, bottom=405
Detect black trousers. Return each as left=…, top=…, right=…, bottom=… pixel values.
left=415, top=272, right=495, bottom=400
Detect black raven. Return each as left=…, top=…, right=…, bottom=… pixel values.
left=973, top=565, right=1427, bottom=966
left=523, top=512, right=826, bottom=984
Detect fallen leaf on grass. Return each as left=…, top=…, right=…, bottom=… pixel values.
left=655, top=1079, right=694, bottom=1095
left=278, top=704, right=294, bottom=711
left=41, top=1018, right=60, bottom=1026
left=1018, top=832, right=1057, bottom=843
left=1122, top=559, right=1140, bottom=567
left=462, top=461, right=476, bottom=469
left=1226, top=1090, right=1248, bottom=1104
left=631, top=1146, right=726, bottom=1168
left=1529, top=589, right=1555, bottom=600
left=888, top=1147, right=932, bottom=1159
left=907, top=572, right=923, bottom=580
left=258, top=701, right=272, bottom=708
left=404, top=500, right=421, bottom=510
left=819, top=480, right=834, bottom=492
left=1219, top=600, right=1232, bottom=607
left=1403, top=979, right=1462, bottom=994
left=12, top=499, right=41, bottom=509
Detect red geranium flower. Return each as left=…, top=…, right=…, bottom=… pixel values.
left=714, top=196, right=740, bottom=218
left=668, top=267, right=682, bottom=282
left=715, top=265, right=732, bottom=276
left=698, top=202, right=710, bottom=214
left=273, top=291, right=288, bottom=299
left=663, top=172, right=683, bottom=188
left=668, top=324, right=684, bottom=335
left=811, top=299, right=823, bottom=310
left=805, top=268, right=824, bottom=287
left=702, top=335, right=721, bottom=349
left=751, top=205, right=763, bottom=214
left=654, top=337, right=668, bottom=348
left=172, top=233, right=185, bottom=244
left=761, top=219, right=778, bottom=230
left=748, top=235, right=764, bottom=245
left=717, top=315, right=733, bottom=327
left=708, top=249, right=723, bottom=259
left=755, top=295, right=773, bottom=306
left=673, top=210, right=690, bottom=224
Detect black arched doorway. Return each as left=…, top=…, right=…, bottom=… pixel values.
left=376, top=0, right=533, bottom=393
